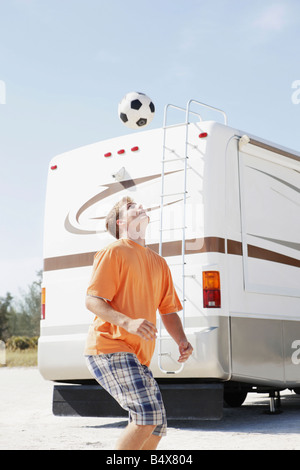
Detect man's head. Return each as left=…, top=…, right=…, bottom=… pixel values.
left=105, top=196, right=149, bottom=240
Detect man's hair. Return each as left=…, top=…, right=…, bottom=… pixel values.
left=105, top=196, right=134, bottom=239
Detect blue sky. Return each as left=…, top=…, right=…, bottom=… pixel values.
left=0, top=0, right=300, bottom=297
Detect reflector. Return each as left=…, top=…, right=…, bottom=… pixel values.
left=202, top=271, right=221, bottom=308
left=203, top=271, right=220, bottom=290
left=41, top=288, right=46, bottom=319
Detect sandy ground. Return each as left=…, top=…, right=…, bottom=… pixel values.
left=1, top=367, right=300, bottom=451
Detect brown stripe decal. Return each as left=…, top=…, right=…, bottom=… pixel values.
left=43, top=237, right=226, bottom=272
left=44, top=252, right=96, bottom=272
left=250, top=138, right=300, bottom=163
left=248, top=244, right=300, bottom=268
left=149, top=237, right=226, bottom=257
left=43, top=237, right=299, bottom=271
left=227, top=239, right=243, bottom=256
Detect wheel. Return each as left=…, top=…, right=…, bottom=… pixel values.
left=224, top=390, right=248, bottom=407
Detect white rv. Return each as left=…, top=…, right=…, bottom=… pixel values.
left=38, top=100, right=300, bottom=416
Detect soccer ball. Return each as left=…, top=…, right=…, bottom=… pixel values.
left=118, top=92, right=155, bottom=129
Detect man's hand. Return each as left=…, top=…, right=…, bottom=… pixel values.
left=124, top=318, right=157, bottom=341
left=160, top=313, right=193, bottom=363
left=178, top=340, right=193, bottom=363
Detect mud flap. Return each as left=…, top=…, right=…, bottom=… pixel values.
left=52, top=383, right=224, bottom=420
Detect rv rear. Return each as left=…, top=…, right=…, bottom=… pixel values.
left=38, top=120, right=233, bottom=383
left=38, top=112, right=300, bottom=415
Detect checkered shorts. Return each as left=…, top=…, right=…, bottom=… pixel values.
left=85, top=353, right=167, bottom=436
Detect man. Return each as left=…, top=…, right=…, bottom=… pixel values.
left=84, top=196, right=193, bottom=450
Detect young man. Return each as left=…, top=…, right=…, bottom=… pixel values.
left=84, top=196, right=193, bottom=450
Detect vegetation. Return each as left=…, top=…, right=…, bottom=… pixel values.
left=4, top=348, right=38, bottom=367
left=0, top=271, right=41, bottom=367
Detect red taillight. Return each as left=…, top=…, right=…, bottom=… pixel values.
left=50, top=165, right=57, bottom=170
left=202, top=271, right=221, bottom=308
left=117, top=149, right=125, bottom=155
left=104, top=152, right=112, bottom=158
left=131, top=146, right=139, bottom=152
left=199, top=132, right=208, bottom=138
left=203, top=290, right=221, bottom=308
left=41, top=287, right=46, bottom=319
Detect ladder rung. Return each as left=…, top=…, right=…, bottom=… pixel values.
left=161, top=157, right=188, bottom=163
left=168, top=262, right=186, bottom=266
left=161, top=191, right=187, bottom=197
left=159, top=226, right=186, bottom=232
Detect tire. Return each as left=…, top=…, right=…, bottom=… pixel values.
left=224, top=390, right=248, bottom=407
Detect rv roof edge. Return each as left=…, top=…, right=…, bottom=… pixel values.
left=249, top=138, right=300, bottom=163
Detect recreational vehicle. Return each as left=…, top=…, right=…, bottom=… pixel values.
left=38, top=100, right=300, bottom=417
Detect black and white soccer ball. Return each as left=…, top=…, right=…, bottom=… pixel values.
left=118, top=92, right=155, bottom=129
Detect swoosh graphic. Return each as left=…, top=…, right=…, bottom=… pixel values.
left=65, top=170, right=182, bottom=234
left=248, top=234, right=300, bottom=252
left=90, top=199, right=183, bottom=221
left=247, top=166, right=300, bottom=195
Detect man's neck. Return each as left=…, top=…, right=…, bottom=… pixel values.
left=120, top=234, right=146, bottom=247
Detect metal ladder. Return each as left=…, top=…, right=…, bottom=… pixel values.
left=157, top=99, right=228, bottom=374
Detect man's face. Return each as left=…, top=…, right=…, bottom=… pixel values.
left=118, top=201, right=149, bottom=238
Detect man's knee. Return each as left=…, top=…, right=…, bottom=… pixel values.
left=128, top=422, right=157, bottom=438
left=131, top=422, right=156, bottom=432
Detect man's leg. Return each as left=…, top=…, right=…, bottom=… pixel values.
left=140, top=432, right=162, bottom=450
left=115, top=422, right=157, bottom=450
left=86, top=354, right=167, bottom=450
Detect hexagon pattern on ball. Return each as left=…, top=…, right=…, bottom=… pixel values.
left=118, top=92, right=155, bottom=129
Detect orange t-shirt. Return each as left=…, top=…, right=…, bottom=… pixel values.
left=84, top=238, right=182, bottom=366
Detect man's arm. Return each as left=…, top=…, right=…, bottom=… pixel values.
left=85, top=295, right=157, bottom=341
left=161, top=313, right=193, bottom=363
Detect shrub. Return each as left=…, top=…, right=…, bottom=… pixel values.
left=6, top=336, right=38, bottom=351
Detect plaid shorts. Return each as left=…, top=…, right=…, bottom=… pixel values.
left=85, top=352, right=167, bottom=436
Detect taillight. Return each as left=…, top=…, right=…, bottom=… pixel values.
left=203, top=271, right=221, bottom=308
left=41, top=287, right=46, bottom=319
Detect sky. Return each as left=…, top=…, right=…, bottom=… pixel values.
left=0, top=0, right=300, bottom=297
